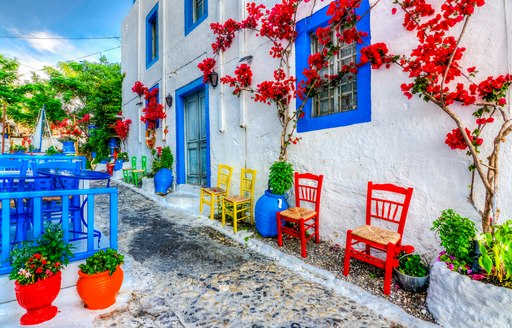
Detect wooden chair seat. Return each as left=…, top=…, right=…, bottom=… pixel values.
left=351, top=225, right=401, bottom=245
left=224, top=195, right=249, bottom=203
left=279, top=207, right=317, bottom=220
left=203, top=187, right=226, bottom=195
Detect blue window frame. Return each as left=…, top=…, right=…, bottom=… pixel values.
left=146, top=3, right=159, bottom=68
left=185, top=0, right=208, bottom=36
left=295, top=2, right=371, bottom=133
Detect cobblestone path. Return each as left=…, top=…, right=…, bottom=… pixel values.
left=93, top=185, right=400, bottom=328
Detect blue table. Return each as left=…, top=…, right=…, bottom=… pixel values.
left=34, top=168, right=111, bottom=244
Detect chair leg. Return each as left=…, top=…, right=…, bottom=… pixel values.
left=250, top=201, right=254, bottom=225
left=233, top=203, right=238, bottom=233
left=315, top=216, right=320, bottom=244
left=300, top=219, right=307, bottom=258
left=343, top=230, right=353, bottom=276
left=383, top=242, right=395, bottom=295
left=221, top=199, right=226, bottom=226
left=277, top=212, right=283, bottom=247
left=209, top=195, right=215, bottom=220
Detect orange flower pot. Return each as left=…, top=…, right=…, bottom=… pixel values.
left=15, top=271, right=61, bottom=325
left=76, top=265, right=123, bottom=310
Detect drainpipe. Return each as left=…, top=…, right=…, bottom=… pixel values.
left=218, top=0, right=226, bottom=133
left=161, top=0, right=167, bottom=142
left=239, top=0, right=248, bottom=129
left=137, top=0, right=142, bottom=144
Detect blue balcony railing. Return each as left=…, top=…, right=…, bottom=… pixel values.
left=0, top=187, right=118, bottom=275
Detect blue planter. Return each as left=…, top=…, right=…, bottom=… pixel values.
left=108, top=138, right=118, bottom=155
left=255, top=190, right=289, bottom=237
left=113, top=159, right=124, bottom=171
left=154, top=168, right=173, bottom=195
left=61, top=141, right=75, bottom=154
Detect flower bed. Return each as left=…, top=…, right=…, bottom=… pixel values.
left=426, top=261, right=512, bottom=327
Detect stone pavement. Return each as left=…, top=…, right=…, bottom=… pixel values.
left=0, top=183, right=437, bottom=327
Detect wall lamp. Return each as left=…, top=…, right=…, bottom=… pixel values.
left=208, top=71, right=219, bottom=88
left=165, top=93, right=173, bottom=107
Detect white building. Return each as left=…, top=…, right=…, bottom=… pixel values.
left=121, top=0, right=512, bottom=255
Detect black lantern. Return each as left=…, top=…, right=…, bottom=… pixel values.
left=208, top=71, right=219, bottom=88
left=165, top=93, right=173, bottom=107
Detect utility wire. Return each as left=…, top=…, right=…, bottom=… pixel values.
left=0, top=35, right=120, bottom=40
left=18, top=45, right=121, bottom=77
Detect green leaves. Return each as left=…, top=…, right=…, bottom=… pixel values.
left=431, top=209, right=476, bottom=265
left=478, top=220, right=512, bottom=283
left=268, top=161, right=294, bottom=195
left=79, top=248, right=124, bottom=276
left=397, top=254, right=429, bottom=277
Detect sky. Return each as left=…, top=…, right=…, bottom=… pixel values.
left=0, top=0, right=133, bottom=79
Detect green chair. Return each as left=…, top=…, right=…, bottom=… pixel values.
left=122, top=156, right=136, bottom=184
left=132, top=156, right=147, bottom=187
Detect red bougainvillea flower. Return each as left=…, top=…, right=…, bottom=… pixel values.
left=132, top=81, right=147, bottom=96
left=445, top=128, right=472, bottom=150
left=197, top=58, right=217, bottom=83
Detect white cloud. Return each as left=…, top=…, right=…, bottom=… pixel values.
left=26, top=31, right=74, bottom=54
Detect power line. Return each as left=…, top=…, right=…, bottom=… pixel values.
left=18, top=45, right=122, bottom=77
left=0, top=35, right=120, bottom=40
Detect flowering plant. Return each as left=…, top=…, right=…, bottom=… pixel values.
left=393, top=245, right=429, bottom=277
left=131, top=81, right=166, bottom=130
left=9, top=223, right=73, bottom=285
left=112, top=118, right=132, bottom=141
left=151, top=145, right=174, bottom=174
left=52, top=118, right=83, bottom=142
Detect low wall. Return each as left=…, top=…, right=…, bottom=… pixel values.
left=426, top=261, right=512, bottom=327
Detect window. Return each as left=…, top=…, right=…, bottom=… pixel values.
left=295, top=2, right=371, bottom=133
left=185, top=0, right=208, bottom=36
left=146, top=4, right=159, bottom=68
left=310, top=33, right=357, bottom=117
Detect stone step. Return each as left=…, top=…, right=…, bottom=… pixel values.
left=164, top=185, right=201, bottom=215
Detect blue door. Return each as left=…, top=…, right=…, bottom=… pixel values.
left=184, top=90, right=207, bottom=186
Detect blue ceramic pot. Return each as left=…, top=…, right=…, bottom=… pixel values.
left=154, top=168, right=173, bottom=195
left=255, top=190, right=289, bottom=237
left=113, top=159, right=123, bottom=171
left=61, top=141, right=75, bottom=154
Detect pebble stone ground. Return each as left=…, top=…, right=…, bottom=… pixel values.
left=92, top=184, right=403, bottom=328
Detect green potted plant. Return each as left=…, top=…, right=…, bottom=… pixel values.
left=477, top=220, right=512, bottom=286
left=152, top=146, right=174, bottom=195
left=76, top=248, right=124, bottom=310
left=9, top=223, right=74, bottom=325
left=255, top=160, right=294, bottom=237
left=392, top=245, right=430, bottom=292
left=45, top=145, right=62, bottom=156
left=431, top=209, right=477, bottom=274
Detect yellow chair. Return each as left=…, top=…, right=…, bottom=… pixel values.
left=199, top=164, right=233, bottom=220
left=222, top=168, right=257, bottom=233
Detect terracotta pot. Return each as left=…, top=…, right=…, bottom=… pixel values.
left=76, top=265, right=124, bottom=310
left=145, top=129, right=156, bottom=149
left=14, top=271, right=62, bottom=325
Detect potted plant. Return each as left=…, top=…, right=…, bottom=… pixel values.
left=45, top=145, right=62, bottom=156
left=9, top=223, right=74, bottom=325
left=151, top=146, right=174, bottom=195
left=255, top=161, right=294, bottom=237
left=76, top=248, right=125, bottom=310
left=393, top=245, right=430, bottom=292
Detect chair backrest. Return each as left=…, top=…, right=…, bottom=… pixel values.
left=141, top=156, right=147, bottom=172
left=240, top=168, right=257, bottom=199
left=294, top=172, right=324, bottom=213
left=365, top=181, right=414, bottom=237
left=0, top=158, right=27, bottom=174
left=217, top=164, right=233, bottom=194
left=131, top=156, right=137, bottom=170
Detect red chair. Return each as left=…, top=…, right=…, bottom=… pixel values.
left=343, top=181, right=414, bottom=295
left=277, top=172, right=324, bottom=258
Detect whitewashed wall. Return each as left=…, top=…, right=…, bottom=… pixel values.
left=122, top=0, right=512, bottom=256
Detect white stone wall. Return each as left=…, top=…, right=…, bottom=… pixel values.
left=121, top=1, right=512, bottom=256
